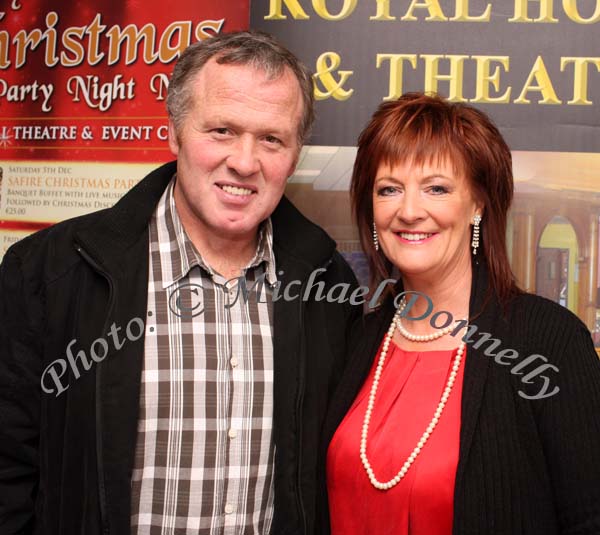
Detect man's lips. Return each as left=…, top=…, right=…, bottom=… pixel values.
left=215, top=182, right=256, bottom=196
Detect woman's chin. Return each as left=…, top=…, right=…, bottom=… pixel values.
left=392, top=261, right=438, bottom=278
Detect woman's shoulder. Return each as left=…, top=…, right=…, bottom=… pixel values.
left=509, top=291, right=587, bottom=333
left=505, top=291, right=595, bottom=367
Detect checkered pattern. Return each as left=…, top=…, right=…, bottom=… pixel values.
left=131, top=179, right=277, bottom=534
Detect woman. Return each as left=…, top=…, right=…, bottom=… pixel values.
left=319, top=93, right=600, bottom=534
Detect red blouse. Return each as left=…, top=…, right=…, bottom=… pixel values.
left=327, top=340, right=465, bottom=535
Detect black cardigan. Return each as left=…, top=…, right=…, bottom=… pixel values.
left=318, top=260, right=600, bottom=534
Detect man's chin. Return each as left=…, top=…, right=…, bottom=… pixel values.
left=214, top=220, right=260, bottom=241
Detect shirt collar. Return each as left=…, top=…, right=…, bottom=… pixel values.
left=154, top=178, right=277, bottom=289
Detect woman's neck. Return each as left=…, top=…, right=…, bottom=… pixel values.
left=393, top=262, right=473, bottom=350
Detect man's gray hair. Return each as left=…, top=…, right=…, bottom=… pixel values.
left=167, top=31, right=315, bottom=146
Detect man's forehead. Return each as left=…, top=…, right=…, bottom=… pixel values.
left=188, top=59, right=304, bottom=131
left=194, top=59, right=300, bottom=99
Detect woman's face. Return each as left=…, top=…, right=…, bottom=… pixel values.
left=372, top=157, right=482, bottom=281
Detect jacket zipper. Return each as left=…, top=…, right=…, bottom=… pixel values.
left=294, top=257, right=333, bottom=534
left=75, top=243, right=332, bottom=535
left=76, top=243, right=115, bottom=535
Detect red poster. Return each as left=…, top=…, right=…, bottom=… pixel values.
left=0, top=0, right=249, bottom=253
left=0, top=0, right=249, bottom=161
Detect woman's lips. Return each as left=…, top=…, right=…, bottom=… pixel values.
left=395, top=231, right=437, bottom=244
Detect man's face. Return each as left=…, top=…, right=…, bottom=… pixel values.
left=169, top=59, right=304, bottom=244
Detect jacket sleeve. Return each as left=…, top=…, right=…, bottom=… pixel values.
left=0, top=249, right=43, bottom=534
left=536, top=321, right=600, bottom=534
left=338, top=251, right=363, bottom=333
left=322, top=252, right=363, bottom=401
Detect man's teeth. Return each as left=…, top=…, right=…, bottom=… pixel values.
left=221, top=185, right=253, bottom=196
left=399, top=232, right=433, bottom=241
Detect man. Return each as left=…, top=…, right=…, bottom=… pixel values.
left=0, top=32, right=359, bottom=535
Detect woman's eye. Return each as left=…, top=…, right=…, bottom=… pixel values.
left=377, top=186, right=398, bottom=196
left=429, top=185, right=449, bottom=195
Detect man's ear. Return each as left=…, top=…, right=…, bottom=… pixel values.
left=287, top=145, right=302, bottom=179
left=167, top=119, right=180, bottom=157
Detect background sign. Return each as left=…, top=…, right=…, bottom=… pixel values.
left=253, top=0, right=600, bottom=151
left=252, top=0, right=600, bottom=347
left=0, top=0, right=249, bottom=251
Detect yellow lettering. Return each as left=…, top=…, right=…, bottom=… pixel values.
left=43, top=12, right=59, bottom=67
left=401, top=0, right=447, bottom=21
left=106, top=23, right=158, bottom=65
left=562, top=0, right=600, bottom=23
left=158, top=22, right=192, bottom=63
left=422, top=54, right=469, bottom=101
left=509, top=0, right=559, bottom=22
left=0, top=29, right=10, bottom=69
left=61, top=27, right=86, bottom=67
left=560, top=57, right=600, bottom=104
left=85, top=14, right=106, bottom=66
left=370, top=0, right=396, bottom=20
left=195, top=19, right=225, bottom=41
left=376, top=53, right=418, bottom=100
left=13, top=28, right=42, bottom=69
left=515, top=56, right=561, bottom=104
left=313, top=51, right=354, bottom=100
left=313, top=0, right=357, bottom=20
left=471, top=56, right=511, bottom=103
left=265, top=0, right=310, bottom=19
left=450, top=0, right=492, bottom=21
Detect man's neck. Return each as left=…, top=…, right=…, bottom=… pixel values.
left=187, top=226, right=260, bottom=280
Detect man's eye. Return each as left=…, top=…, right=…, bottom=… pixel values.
left=212, top=128, right=230, bottom=136
left=264, top=135, right=282, bottom=145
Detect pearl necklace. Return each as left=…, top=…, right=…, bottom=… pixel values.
left=360, top=304, right=466, bottom=491
left=395, top=299, right=464, bottom=342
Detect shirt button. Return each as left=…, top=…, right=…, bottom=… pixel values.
left=224, top=503, right=235, bottom=514
left=230, top=357, right=239, bottom=368
left=228, top=428, right=238, bottom=439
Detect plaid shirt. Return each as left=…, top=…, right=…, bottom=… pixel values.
left=131, top=179, right=277, bottom=535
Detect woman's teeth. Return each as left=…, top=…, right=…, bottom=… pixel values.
left=399, top=232, right=433, bottom=241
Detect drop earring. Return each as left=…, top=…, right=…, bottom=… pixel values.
left=471, top=215, right=481, bottom=255
left=373, top=222, right=379, bottom=251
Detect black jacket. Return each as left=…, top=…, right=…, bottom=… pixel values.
left=318, top=260, right=600, bottom=534
left=0, top=161, right=360, bottom=535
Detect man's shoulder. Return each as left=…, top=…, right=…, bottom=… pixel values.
left=3, top=160, right=175, bottom=277
left=2, top=209, right=108, bottom=283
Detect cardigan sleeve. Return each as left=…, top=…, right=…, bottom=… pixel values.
left=0, top=248, right=43, bottom=535
left=535, top=320, right=600, bottom=534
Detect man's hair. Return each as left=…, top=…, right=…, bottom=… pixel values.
left=167, top=30, right=315, bottom=146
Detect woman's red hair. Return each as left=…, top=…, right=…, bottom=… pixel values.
left=350, top=92, right=518, bottom=305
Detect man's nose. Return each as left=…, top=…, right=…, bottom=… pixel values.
left=226, top=136, right=260, bottom=177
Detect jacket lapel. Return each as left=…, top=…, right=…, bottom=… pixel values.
left=454, top=260, right=507, bottom=498
left=97, top=245, right=150, bottom=532
left=73, top=162, right=176, bottom=532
